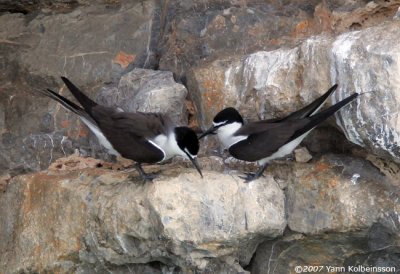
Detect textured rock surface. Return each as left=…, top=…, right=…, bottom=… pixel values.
left=159, top=0, right=400, bottom=78
left=1, top=153, right=399, bottom=273
left=97, top=69, right=188, bottom=125
left=248, top=224, right=400, bottom=274
left=287, top=154, right=399, bottom=234
left=0, top=156, right=286, bottom=273
left=331, top=22, right=400, bottom=162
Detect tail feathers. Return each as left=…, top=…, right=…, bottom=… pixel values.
left=282, top=84, right=338, bottom=121
left=310, top=92, right=358, bottom=121
left=290, top=92, right=358, bottom=141
left=37, top=89, right=96, bottom=124
left=60, top=76, right=97, bottom=115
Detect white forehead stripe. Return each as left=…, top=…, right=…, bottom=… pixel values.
left=213, top=121, right=227, bottom=127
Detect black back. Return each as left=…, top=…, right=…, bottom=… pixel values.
left=93, top=109, right=172, bottom=163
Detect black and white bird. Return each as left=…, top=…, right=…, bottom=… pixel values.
left=200, top=84, right=360, bottom=182
left=38, top=77, right=202, bottom=181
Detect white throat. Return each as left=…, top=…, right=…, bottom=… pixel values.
left=150, top=132, right=187, bottom=162
left=216, top=122, right=247, bottom=149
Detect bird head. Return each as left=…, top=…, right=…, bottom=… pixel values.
left=174, top=127, right=203, bottom=178
left=199, top=107, right=244, bottom=139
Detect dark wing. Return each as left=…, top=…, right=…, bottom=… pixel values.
left=230, top=91, right=358, bottom=162
left=90, top=108, right=171, bottom=163
left=229, top=119, right=309, bottom=162
left=109, top=111, right=172, bottom=138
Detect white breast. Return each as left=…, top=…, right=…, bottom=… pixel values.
left=150, top=133, right=186, bottom=162
left=216, top=122, right=247, bottom=149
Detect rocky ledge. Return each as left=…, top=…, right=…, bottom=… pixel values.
left=1, top=153, right=398, bottom=273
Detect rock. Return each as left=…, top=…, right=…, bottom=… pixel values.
left=248, top=231, right=370, bottom=274
left=394, top=7, right=400, bottom=20
left=0, top=174, right=11, bottom=193
left=159, top=0, right=400, bottom=79
left=331, top=21, right=400, bottom=163
left=97, top=69, right=189, bottom=125
left=287, top=154, right=399, bottom=234
left=249, top=210, right=400, bottom=274
left=19, top=1, right=155, bottom=85
left=294, top=147, right=313, bottom=163
left=0, top=157, right=286, bottom=273
left=368, top=211, right=400, bottom=252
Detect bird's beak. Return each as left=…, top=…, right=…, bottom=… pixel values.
left=187, top=154, right=203, bottom=178
left=199, top=126, right=217, bottom=139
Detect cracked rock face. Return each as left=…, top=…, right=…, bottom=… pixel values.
left=331, top=22, right=400, bottom=162
left=0, top=158, right=286, bottom=273
left=1, top=154, right=398, bottom=273
left=97, top=69, right=189, bottom=125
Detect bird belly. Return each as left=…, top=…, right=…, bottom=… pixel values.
left=258, top=129, right=312, bottom=165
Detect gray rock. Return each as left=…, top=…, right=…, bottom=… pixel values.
left=159, top=0, right=400, bottom=79
left=250, top=211, right=400, bottom=274
left=331, top=21, right=400, bottom=163
left=0, top=158, right=286, bottom=273
left=287, top=154, right=399, bottom=234
left=248, top=231, right=369, bottom=274
left=294, top=147, right=313, bottom=163
left=368, top=211, right=400, bottom=252
left=97, top=69, right=189, bottom=125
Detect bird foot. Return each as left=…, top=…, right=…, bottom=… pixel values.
left=139, top=171, right=161, bottom=182
left=238, top=172, right=265, bottom=183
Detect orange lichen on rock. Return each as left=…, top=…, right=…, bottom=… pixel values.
left=48, top=154, right=108, bottom=171
left=112, top=51, right=136, bottom=68
left=314, top=162, right=330, bottom=172
left=60, top=120, right=70, bottom=128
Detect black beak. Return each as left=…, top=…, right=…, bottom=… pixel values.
left=187, top=154, right=203, bottom=178
left=199, top=126, right=217, bottom=139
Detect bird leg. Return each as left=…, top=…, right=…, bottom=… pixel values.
left=239, top=164, right=268, bottom=183
left=134, top=163, right=159, bottom=182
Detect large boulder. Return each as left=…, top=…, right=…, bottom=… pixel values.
left=97, top=69, right=189, bottom=125
left=331, top=21, right=400, bottom=162
left=287, top=154, right=399, bottom=234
